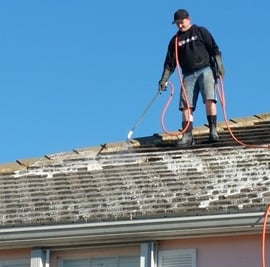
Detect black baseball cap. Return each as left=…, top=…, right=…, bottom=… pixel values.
left=172, top=9, right=189, bottom=24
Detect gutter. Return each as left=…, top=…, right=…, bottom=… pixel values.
left=0, top=212, right=265, bottom=249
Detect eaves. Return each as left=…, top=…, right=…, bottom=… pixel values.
left=0, top=212, right=266, bottom=249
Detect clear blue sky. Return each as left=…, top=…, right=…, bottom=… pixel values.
left=0, top=0, right=269, bottom=163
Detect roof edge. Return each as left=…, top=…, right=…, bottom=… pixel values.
left=0, top=212, right=265, bottom=249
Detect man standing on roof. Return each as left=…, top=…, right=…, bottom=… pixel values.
left=158, top=9, right=225, bottom=146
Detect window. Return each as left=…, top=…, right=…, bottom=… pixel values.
left=62, top=259, right=90, bottom=267
left=61, top=256, right=139, bottom=267
left=0, top=259, right=29, bottom=267
left=158, top=249, right=196, bottom=267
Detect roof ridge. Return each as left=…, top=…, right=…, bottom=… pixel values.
left=0, top=112, right=269, bottom=173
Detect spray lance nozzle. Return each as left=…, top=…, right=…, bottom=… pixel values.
left=127, top=130, right=134, bottom=140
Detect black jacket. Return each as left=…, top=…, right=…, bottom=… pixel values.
left=164, top=24, right=221, bottom=75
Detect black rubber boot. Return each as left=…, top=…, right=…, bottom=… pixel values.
left=209, top=126, right=219, bottom=142
left=175, top=121, right=195, bottom=147
left=175, top=131, right=194, bottom=147
left=207, top=115, right=219, bottom=142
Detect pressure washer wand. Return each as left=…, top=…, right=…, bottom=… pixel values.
left=127, top=91, right=160, bottom=140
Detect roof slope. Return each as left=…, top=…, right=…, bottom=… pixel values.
left=0, top=113, right=269, bottom=228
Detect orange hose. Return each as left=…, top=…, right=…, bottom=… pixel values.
left=160, top=81, right=182, bottom=136
left=160, top=36, right=270, bottom=149
left=160, top=36, right=191, bottom=136
left=216, top=77, right=270, bottom=149
left=262, top=204, right=270, bottom=267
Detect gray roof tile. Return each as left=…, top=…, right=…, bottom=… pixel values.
left=0, top=113, right=269, bottom=227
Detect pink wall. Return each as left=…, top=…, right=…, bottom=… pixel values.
left=0, top=234, right=269, bottom=267
left=159, top=234, right=266, bottom=267
left=0, top=248, right=30, bottom=259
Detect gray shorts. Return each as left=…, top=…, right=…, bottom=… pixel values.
left=179, top=66, right=217, bottom=111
